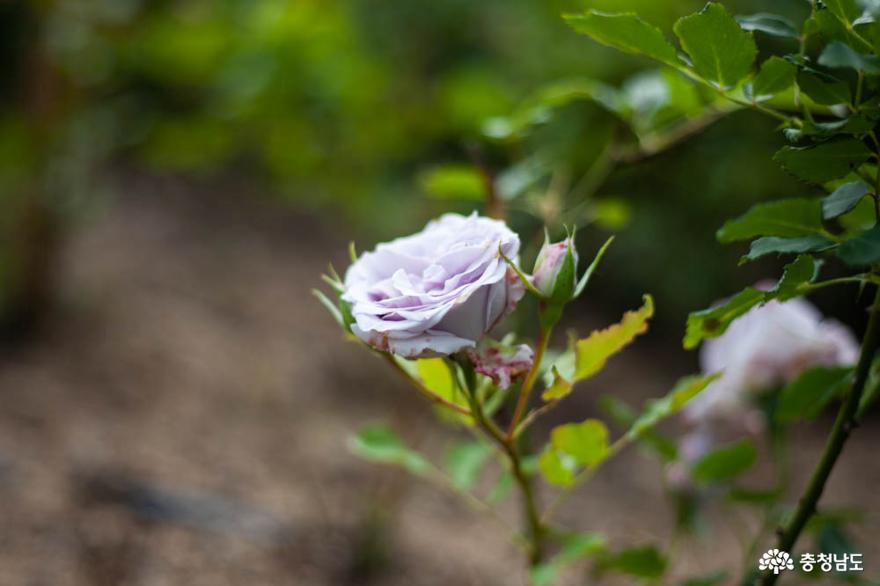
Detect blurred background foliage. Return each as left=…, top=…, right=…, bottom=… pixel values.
left=1, top=0, right=849, bottom=342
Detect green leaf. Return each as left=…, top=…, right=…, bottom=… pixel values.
left=418, top=165, right=485, bottom=201
left=691, top=438, right=757, bottom=483
left=740, top=235, right=836, bottom=262
left=550, top=420, right=610, bottom=467
left=823, top=180, right=871, bottom=219
left=598, top=394, right=638, bottom=426
left=718, top=199, right=824, bottom=243
left=484, top=79, right=625, bottom=140
left=487, top=471, right=514, bottom=504
left=541, top=366, right=573, bottom=401
left=628, top=374, right=719, bottom=439
left=812, top=8, right=861, bottom=47
left=673, top=3, right=757, bottom=89
left=600, top=545, right=667, bottom=579
left=600, top=396, right=678, bottom=461
left=684, top=287, right=765, bottom=349
left=574, top=294, right=653, bottom=380
left=736, top=13, right=799, bottom=38
left=727, top=487, right=784, bottom=506
left=839, top=196, right=876, bottom=233
left=349, top=424, right=432, bottom=476
left=774, top=139, right=872, bottom=183
left=591, top=199, right=631, bottom=230
left=530, top=532, right=606, bottom=586
left=837, top=224, right=880, bottom=265
left=752, top=56, right=797, bottom=97
left=818, top=41, right=880, bottom=74
left=777, top=366, right=854, bottom=423
left=416, top=358, right=472, bottom=421
left=445, top=441, right=492, bottom=490
left=824, top=0, right=861, bottom=23
left=564, top=11, right=679, bottom=67
left=538, top=448, right=577, bottom=487
left=770, top=254, right=820, bottom=301
left=802, top=116, right=876, bottom=136
left=796, top=71, right=851, bottom=105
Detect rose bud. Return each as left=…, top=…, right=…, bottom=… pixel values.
left=531, top=237, right=578, bottom=301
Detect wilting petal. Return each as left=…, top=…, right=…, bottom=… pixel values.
left=467, top=343, right=534, bottom=390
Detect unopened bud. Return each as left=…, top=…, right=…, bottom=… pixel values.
left=532, top=239, right=578, bottom=300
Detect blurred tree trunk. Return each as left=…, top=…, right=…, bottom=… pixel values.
left=0, top=1, right=64, bottom=342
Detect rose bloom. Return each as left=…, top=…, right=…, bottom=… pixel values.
left=343, top=213, right=524, bottom=358
left=683, top=294, right=859, bottom=422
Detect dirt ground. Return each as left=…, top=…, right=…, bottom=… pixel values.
left=0, top=174, right=878, bottom=586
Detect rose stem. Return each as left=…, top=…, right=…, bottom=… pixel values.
left=759, top=284, right=880, bottom=586
left=508, top=326, right=552, bottom=440
left=458, top=360, right=546, bottom=566
left=382, top=353, right=472, bottom=416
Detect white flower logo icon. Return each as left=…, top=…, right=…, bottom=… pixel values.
left=759, top=549, right=794, bottom=574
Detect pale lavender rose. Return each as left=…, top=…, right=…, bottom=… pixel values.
left=343, top=213, right=524, bottom=358
left=683, top=294, right=859, bottom=422
left=532, top=239, right=578, bottom=297
left=467, top=343, right=534, bottom=390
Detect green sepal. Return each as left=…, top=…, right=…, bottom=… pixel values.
left=574, top=236, right=614, bottom=298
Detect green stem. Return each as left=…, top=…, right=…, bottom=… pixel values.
left=458, top=360, right=546, bottom=566
left=508, top=325, right=553, bottom=439
left=759, top=285, right=880, bottom=586
left=509, top=439, right=546, bottom=566
left=382, top=353, right=473, bottom=416
left=799, top=274, right=880, bottom=294
left=673, top=64, right=805, bottom=127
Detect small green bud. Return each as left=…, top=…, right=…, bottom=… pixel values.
left=532, top=238, right=578, bottom=300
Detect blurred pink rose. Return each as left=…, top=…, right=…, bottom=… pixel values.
left=343, top=213, right=524, bottom=358
left=684, top=294, right=859, bottom=422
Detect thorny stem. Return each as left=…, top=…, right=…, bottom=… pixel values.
left=759, top=285, right=880, bottom=586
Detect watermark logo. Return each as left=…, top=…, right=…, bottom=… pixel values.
left=758, top=550, right=864, bottom=574
left=759, top=549, right=794, bottom=574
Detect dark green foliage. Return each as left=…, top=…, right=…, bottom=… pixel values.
left=691, top=438, right=758, bottom=483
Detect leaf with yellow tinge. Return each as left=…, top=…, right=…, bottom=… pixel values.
left=574, top=295, right=654, bottom=382
left=415, top=358, right=472, bottom=423
left=551, top=419, right=610, bottom=467
left=538, top=448, right=577, bottom=487
left=626, top=373, right=720, bottom=440
left=541, top=366, right=573, bottom=401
